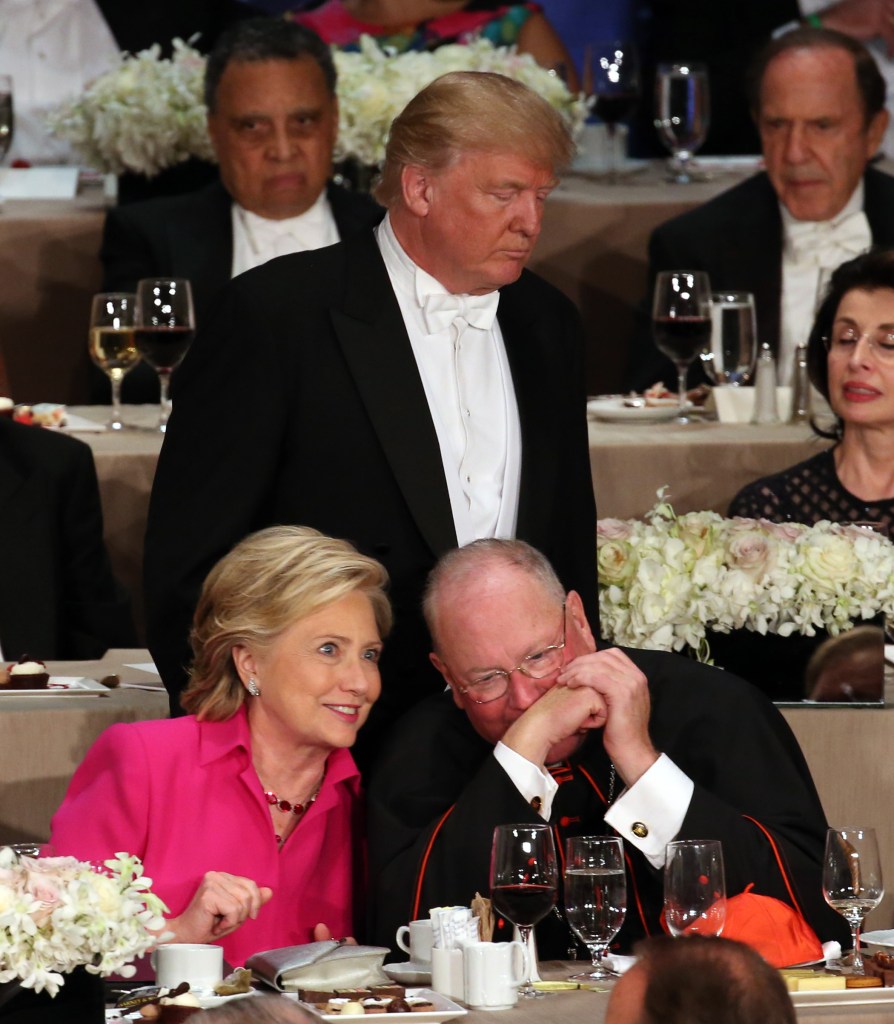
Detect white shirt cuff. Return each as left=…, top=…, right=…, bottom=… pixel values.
left=493, top=742, right=558, bottom=820
left=604, top=754, right=694, bottom=869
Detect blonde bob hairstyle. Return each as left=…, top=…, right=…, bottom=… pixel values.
left=181, top=525, right=391, bottom=720
left=374, top=70, right=575, bottom=207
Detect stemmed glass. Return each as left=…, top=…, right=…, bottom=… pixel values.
left=490, top=824, right=558, bottom=999
left=0, top=75, right=13, bottom=166
left=564, top=836, right=626, bottom=980
left=664, top=840, right=726, bottom=937
left=134, top=278, right=195, bottom=432
left=822, top=827, right=884, bottom=975
left=654, top=63, right=710, bottom=183
left=652, top=270, right=712, bottom=422
left=88, top=293, right=139, bottom=431
left=584, top=41, right=641, bottom=180
left=703, top=291, right=757, bottom=386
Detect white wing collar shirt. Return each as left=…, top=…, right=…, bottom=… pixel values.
left=780, top=182, right=870, bottom=385
left=375, top=213, right=522, bottom=546
left=231, top=190, right=340, bottom=277
left=0, top=0, right=120, bottom=165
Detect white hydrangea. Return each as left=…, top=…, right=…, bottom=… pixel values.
left=0, top=848, right=168, bottom=997
left=597, top=492, right=894, bottom=656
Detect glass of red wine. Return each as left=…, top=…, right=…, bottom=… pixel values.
left=584, top=41, right=640, bottom=181
left=135, top=278, right=196, bottom=432
left=652, top=270, right=712, bottom=423
left=490, top=823, right=558, bottom=999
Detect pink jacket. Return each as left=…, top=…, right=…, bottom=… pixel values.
left=50, top=707, right=363, bottom=966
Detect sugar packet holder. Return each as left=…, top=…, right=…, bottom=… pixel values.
left=429, top=906, right=479, bottom=949
left=245, top=940, right=391, bottom=992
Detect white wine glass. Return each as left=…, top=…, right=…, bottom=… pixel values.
left=0, top=75, right=13, bottom=166
left=564, top=835, right=626, bottom=980
left=703, top=290, right=757, bottom=386
left=654, top=63, right=710, bottom=183
left=664, top=839, right=726, bottom=937
left=652, top=270, right=712, bottom=422
left=490, top=824, right=558, bottom=999
left=88, top=293, right=139, bottom=431
left=584, top=41, right=640, bottom=180
left=135, top=278, right=195, bottom=432
left=823, top=826, right=884, bottom=975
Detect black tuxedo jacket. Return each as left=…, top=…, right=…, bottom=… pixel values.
left=625, top=167, right=894, bottom=390
left=144, top=232, right=598, bottom=750
left=99, top=180, right=384, bottom=402
left=0, top=419, right=135, bottom=660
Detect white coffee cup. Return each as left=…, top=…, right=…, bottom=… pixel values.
left=430, top=946, right=464, bottom=1002
left=463, top=940, right=526, bottom=1011
left=152, top=942, right=223, bottom=994
left=395, top=918, right=433, bottom=965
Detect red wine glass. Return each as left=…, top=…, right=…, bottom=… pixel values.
left=135, top=278, right=196, bottom=432
left=584, top=41, right=640, bottom=181
left=652, top=270, right=712, bottom=423
left=490, top=823, right=558, bottom=999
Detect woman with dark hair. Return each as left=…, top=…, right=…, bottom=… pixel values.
left=729, top=247, right=894, bottom=539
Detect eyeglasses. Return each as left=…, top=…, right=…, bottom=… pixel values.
left=454, top=603, right=567, bottom=704
left=823, top=328, right=894, bottom=364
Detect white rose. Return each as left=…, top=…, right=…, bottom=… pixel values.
left=726, top=529, right=777, bottom=581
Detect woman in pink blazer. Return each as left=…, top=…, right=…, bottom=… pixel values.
left=51, top=526, right=390, bottom=967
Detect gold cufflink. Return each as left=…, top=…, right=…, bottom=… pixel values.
left=632, top=822, right=648, bottom=838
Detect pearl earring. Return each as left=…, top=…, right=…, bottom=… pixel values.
left=247, top=677, right=261, bottom=697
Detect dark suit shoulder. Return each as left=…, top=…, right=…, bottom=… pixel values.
left=652, top=172, right=778, bottom=244
left=104, top=179, right=230, bottom=231
left=327, top=182, right=385, bottom=234
left=0, top=418, right=94, bottom=479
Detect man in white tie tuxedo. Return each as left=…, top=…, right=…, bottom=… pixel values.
left=98, top=17, right=383, bottom=401
left=627, top=26, right=894, bottom=390
left=144, top=71, right=598, bottom=767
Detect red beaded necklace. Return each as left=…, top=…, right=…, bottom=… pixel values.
left=264, top=780, right=322, bottom=847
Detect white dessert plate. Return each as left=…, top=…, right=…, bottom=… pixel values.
left=790, top=985, right=894, bottom=1008
left=587, top=396, right=691, bottom=423
left=383, top=962, right=433, bottom=984
left=198, top=990, right=258, bottom=1009
left=0, top=675, right=108, bottom=696
left=862, top=929, right=894, bottom=954
left=302, top=987, right=466, bottom=1024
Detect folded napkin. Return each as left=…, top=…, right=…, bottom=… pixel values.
left=246, top=940, right=390, bottom=993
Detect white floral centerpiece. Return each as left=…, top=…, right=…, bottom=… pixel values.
left=46, top=40, right=214, bottom=177
left=597, top=492, right=894, bottom=659
left=47, top=36, right=588, bottom=177
left=0, top=847, right=168, bottom=997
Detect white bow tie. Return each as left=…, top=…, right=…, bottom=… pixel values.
left=785, top=210, right=871, bottom=266
left=416, top=269, right=500, bottom=335
left=241, top=205, right=329, bottom=255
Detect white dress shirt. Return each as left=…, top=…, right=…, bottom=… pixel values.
left=494, top=743, right=695, bottom=869
left=779, top=183, right=869, bottom=384
left=375, top=213, right=521, bottom=545
left=230, top=191, right=339, bottom=277
left=0, top=0, right=120, bottom=165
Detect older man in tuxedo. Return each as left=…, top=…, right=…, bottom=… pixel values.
left=628, top=27, right=894, bottom=390
left=144, top=72, right=598, bottom=765
left=99, top=16, right=382, bottom=400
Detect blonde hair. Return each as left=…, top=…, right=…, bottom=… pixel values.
left=182, top=525, right=391, bottom=719
left=374, top=71, right=575, bottom=207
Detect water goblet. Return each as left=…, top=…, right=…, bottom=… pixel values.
left=702, top=291, right=757, bottom=386
left=564, top=836, right=626, bottom=980
left=584, top=41, right=641, bottom=180
left=88, top=293, right=139, bottom=431
left=822, top=826, right=884, bottom=975
left=490, top=823, right=558, bottom=998
left=135, top=278, right=196, bottom=432
left=664, top=839, right=726, bottom=937
left=654, top=63, right=710, bottom=183
left=652, top=270, right=712, bottom=422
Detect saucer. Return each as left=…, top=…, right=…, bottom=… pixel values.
left=383, top=962, right=432, bottom=985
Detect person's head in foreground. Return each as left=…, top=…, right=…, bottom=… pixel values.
left=376, top=70, right=575, bottom=295
left=194, top=994, right=322, bottom=1022
left=806, top=246, right=894, bottom=439
left=205, top=17, right=339, bottom=220
left=747, top=27, right=887, bottom=223
left=805, top=624, right=885, bottom=702
left=183, top=524, right=391, bottom=746
left=605, top=935, right=796, bottom=1024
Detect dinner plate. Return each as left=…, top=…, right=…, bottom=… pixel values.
left=383, top=962, right=433, bottom=985
left=862, top=928, right=894, bottom=954
left=302, top=987, right=466, bottom=1024
left=587, top=396, right=690, bottom=423
left=0, top=675, right=108, bottom=697
left=789, top=984, right=894, bottom=1008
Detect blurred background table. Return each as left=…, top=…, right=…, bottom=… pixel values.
left=0, top=164, right=759, bottom=406
left=0, top=649, right=166, bottom=845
